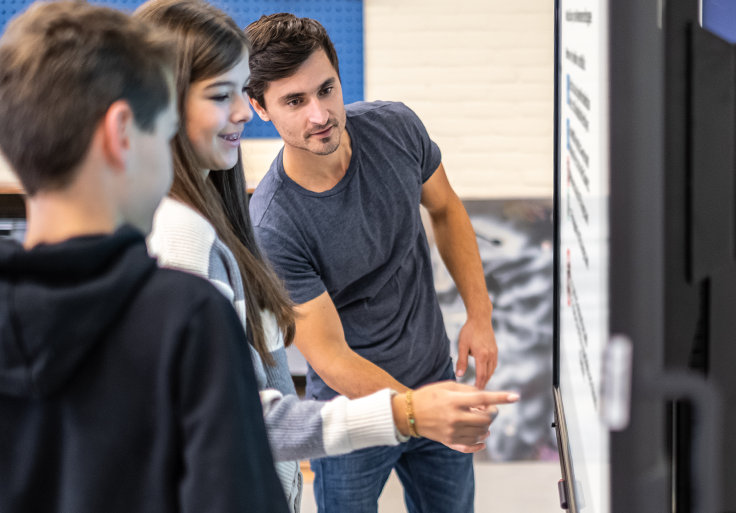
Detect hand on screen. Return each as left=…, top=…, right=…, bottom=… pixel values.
left=456, top=316, right=498, bottom=389
left=398, top=381, right=518, bottom=453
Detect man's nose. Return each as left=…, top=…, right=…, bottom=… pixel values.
left=306, top=97, right=329, bottom=127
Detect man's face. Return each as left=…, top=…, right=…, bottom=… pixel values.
left=120, top=90, right=178, bottom=235
left=254, top=49, right=346, bottom=156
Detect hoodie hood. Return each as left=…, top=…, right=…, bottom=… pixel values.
left=0, top=226, right=156, bottom=398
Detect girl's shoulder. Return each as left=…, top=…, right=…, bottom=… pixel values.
left=147, top=197, right=219, bottom=276
left=152, top=197, right=216, bottom=237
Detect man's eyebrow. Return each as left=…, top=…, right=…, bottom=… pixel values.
left=278, top=78, right=336, bottom=104
left=319, top=78, right=336, bottom=89
left=279, top=91, right=306, bottom=104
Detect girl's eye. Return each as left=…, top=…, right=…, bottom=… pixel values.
left=211, top=94, right=229, bottom=102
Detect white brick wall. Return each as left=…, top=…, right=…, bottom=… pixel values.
left=243, top=138, right=285, bottom=190
left=243, top=0, right=554, bottom=199
left=0, top=0, right=554, bottom=199
left=0, top=154, right=18, bottom=190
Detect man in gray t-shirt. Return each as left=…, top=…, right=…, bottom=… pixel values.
left=252, top=100, right=453, bottom=402
left=247, top=14, right=499, bottom=513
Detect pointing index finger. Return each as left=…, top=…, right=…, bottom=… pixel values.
left=453, top=391, right=520, bottom=409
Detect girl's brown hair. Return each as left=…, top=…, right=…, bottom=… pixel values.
left=134, top=0, right=295, bottom=364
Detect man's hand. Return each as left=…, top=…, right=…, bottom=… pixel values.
left=456, top=315, right=498, bottom=390
left=391, top=381, right=518, bottom=453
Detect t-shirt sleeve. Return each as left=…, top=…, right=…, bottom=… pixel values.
left=392, top=102, right=442, bottom=183
left=254, top=225, right=327, bottom=305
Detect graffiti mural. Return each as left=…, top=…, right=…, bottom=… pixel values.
left=427, top=199, right=556, bottom=462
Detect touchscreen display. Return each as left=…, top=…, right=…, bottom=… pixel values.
left=557, top=0, right=610, bottom=511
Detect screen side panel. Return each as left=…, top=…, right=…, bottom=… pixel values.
left=553, top=0, right=561, bottom=389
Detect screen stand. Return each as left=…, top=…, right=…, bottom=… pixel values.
left=553, top=387, right=580, bottom=513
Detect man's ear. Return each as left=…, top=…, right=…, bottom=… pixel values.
left=249, top=97, right=271, bottom=122
left=101, top=100, right=134, bottom=173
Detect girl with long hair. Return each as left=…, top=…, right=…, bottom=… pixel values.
left=135, top=1, right=517, bottom=511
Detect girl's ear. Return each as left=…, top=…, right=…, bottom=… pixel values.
left=249, top=97, right=271, bottom=122
left=101, top=100, right=134, bottom=174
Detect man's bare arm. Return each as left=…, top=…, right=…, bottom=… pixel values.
left=294, top=291, right=408, bottom=399
left=421, top=163, right=498, bottom=389
left=295, top=289, right=517, bottom=453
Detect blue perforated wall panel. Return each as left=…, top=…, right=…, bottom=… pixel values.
left=0, top=0, right=364, bottom=138
left=703, top=0, right=736, bottom=44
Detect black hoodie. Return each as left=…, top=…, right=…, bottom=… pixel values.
left=0, top=226, right=288, bottom=513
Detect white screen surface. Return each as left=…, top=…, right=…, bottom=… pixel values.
left=557, top=0, right=610, bottom=511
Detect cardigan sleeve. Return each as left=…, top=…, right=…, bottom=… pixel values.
left=260, top=388, right=402, bottom=462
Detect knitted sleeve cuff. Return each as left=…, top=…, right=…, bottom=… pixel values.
left=345, top=388, right=402, bottom=451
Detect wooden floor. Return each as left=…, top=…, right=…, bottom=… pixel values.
left=298, top=461, right=563, bottom=512
left=300, top=460, right=315, bottom=483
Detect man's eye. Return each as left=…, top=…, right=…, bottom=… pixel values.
left=321, top=87, right=333, bottom=96
left=287, top=99, right=301, bottom=107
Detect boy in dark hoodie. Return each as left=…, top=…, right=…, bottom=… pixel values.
left=0, top=2, right=288, bottom=513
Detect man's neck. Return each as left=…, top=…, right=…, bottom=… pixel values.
left=23, top=175, right=120, bottom=250
left=282, top=127, right=352, bottom=193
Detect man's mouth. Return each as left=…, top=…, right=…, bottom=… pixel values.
left=310, top=125, right=334, bottom=138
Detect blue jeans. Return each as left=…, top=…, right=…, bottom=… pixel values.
left=311, top=363, right=474, bottom=513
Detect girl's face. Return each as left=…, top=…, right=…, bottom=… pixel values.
left=185, top=54, right=253, bottom=173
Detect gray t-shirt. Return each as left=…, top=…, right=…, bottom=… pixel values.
left=250, top=101, right=450, bottom=400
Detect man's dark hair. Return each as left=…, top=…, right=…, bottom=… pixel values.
left=245, top=13, right=340, bottom=108
left=0, top=1, right=176, bottom=196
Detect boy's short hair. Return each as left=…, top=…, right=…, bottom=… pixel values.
left=245, top=13, right=339, bottom=109
left=0, top=1, right=176, bottom=196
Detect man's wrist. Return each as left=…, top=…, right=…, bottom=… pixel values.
left=466, top=310, right=493, bottom=325
left=465, top=296, right=493, bottom=322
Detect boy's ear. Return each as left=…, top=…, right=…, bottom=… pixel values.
left=249, top=97, right=271, bottom=122
left=102, top=100, right=134, bottom=173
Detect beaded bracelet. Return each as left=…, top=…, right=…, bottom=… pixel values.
left=405, top=390, right=420, bottom=438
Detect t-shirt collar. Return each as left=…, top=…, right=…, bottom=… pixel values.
left=277, top=117, right=359, bottom=198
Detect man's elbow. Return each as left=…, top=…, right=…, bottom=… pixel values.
left=314, top=350, right=361, bottom=397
